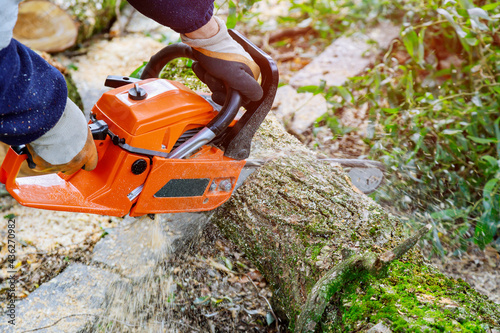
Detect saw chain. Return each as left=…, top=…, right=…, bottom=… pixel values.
left=239, top=158, right=385, bottom=194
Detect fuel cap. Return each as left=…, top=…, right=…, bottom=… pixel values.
left=128, top=83, right=147, bottom=100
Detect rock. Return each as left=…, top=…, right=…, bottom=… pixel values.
left=0, top=264, right=121, bottom=333
left=289, top=21, right=400, bottom=88
left=367, top=321, right=393, bottom=333
left=272, top=85, right=328, bottom=135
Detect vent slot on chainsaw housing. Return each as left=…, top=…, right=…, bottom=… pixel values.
left=154, top=178, right=210, bottom=198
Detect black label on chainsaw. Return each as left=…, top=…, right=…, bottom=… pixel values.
left=154, top=178, right=210, bottom=198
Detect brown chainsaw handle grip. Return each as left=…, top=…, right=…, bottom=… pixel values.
left=140, top=43, right=243, bottom=138
left=0, top=146, right=28, bottom=187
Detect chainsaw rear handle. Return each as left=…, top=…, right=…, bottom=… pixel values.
left=140, top=43, right=241, bottom=138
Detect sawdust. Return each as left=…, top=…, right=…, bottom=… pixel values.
left=86, top=223, right=277, bottom=332
left=0, top=196, right=120, bottom=304
left=0, top=196, right=119, bottom=254
left=68, top=36, right=164, bottom=83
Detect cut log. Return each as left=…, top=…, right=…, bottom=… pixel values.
left=13, top=0, right=123, bottom=51
left=52, top=0, right=123, bottom=44
left=13, top=0, right=78, bottom=52
left=211, top=117, right=500, bottom=332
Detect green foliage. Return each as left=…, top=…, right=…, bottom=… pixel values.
left=317, top=0, right=500, bottom=250
left=60, top=0, right=126, bottom=42
left=215, top=0, right=263, bottom=27
left=284, top=0, right=409, bottom=39
left=333, top=260, right=500, bottom=332
left=129, top=59, right=208, bottom=92
left=158, top=58, right=209, bottom=92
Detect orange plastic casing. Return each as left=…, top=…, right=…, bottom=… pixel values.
left=0, top=79, right=245, bottom=217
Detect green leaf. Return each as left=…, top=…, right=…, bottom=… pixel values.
left=481, top=155, right=498, bottom=168
left=481, top=2, right=500, bottom=11
left=223, top=256, right=233, bottom=271
left=297, top=85, right=320, bottom=93
left=467, top=136, right=498, bottom=144
left=266, top=312, right=275, bottom=326
left=381, top=108, right=399, bottom=114
left=226, top=1, right=237, bottom=29
left=442, top=129, right=462, bottom=135
left=194, top=295, right=210, bottom=305
left=129, top=62, right=148, bottom=79
left=467, top=7, right=490, bottom=19
left=469, top=16, right=488, bottom=31
left=402, top=29, right=418, bottom=58
left=297, top=80, right=326, bottom=95
left=4, top=213, right=15, bottom=220
left=417, top=29, right=426, bottom=66
left=458, top=0, right=473, bottom=10
left=483, top=178, right=499, bottom=200
left=494, top=117, right=500, bottom=156
left=406, top=71, right=414, bottom=106
left=475, top=215, right=496, bottom=249
left=336, top=86, right=353, bottom=104
left=430, top=208, right=466, bottom=221
left=437, top=8, right=467, bottom=38
left=464, top=37, right=479, bottom=46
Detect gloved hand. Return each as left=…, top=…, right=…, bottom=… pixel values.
left=181, top=16, right=263, bottom=105
left=26, top=98, right=98, bottom=175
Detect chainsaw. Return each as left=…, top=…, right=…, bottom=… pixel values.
left=0, top=30, right=384, bottom=217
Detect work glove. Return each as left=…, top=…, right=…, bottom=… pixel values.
left=26, top=98, right=98, bottom=175
left=181, top=16, right=263, bottom=105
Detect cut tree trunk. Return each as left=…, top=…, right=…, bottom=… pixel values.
left=211, top=116, right=500, bottom=332
left=13, top=0, right=78, bottom=53
left=14, top=0, right=123, bottom=50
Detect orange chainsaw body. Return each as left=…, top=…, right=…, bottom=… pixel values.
left=0, top=78, right=245, bottom=217
left=0, top=30, right=278, bottom=217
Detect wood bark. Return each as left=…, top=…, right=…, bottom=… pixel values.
left=211, top=117, right=500, bottom=332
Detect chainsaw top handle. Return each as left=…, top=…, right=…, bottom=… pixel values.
left=139, top=30, right=279, bottom=160
left=139, top=43, right=241, bottom=139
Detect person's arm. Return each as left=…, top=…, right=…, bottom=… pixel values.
left=126, top=0, right=216, bottom=34
left=127, top=0, right=263, bottom=105
left=0, top=1, right=97, bottom=174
